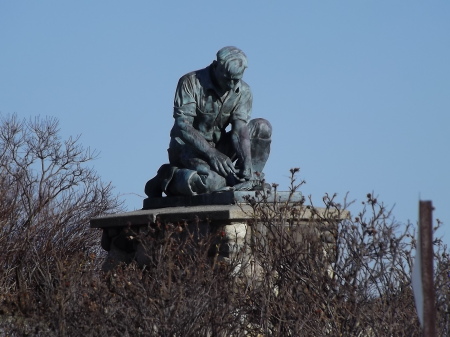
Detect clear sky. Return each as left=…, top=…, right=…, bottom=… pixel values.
left=1, top=1, right=449, bottom=247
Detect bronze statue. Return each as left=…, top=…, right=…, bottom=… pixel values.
left=145, top=46, right=271, bottom=197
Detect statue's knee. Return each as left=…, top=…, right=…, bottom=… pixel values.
left=249, top=118, right=272, bottom=139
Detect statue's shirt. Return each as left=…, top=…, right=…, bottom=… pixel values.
left=170, top=64, right=252, bottom=144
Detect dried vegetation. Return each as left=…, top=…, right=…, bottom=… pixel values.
left=0, top=114, right=449, bottom=336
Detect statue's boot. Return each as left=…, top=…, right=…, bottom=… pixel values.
left=167, top=168, right=227, bottom=196
left=144, top=164, right=177, bottom=197
left=233, top=179, right=271, bottom=192
left=166, top=169, right=204, bottom=196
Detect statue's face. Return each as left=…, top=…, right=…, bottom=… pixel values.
left=214, top=60, right=244, bottom=92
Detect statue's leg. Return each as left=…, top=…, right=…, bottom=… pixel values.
left=166, top=142, right=227, bottom=195
left=248, top=118, right=272, bottom=174
left=166, top=162, right=227, bottom=196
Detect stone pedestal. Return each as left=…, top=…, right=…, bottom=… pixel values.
left=90, top=191, right=348, bottom=272
left=91, top=204, right=255, bottom=271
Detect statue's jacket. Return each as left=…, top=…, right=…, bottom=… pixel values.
left=170, top=63, right=252, bottom=147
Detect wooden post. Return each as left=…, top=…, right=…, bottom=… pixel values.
left=419, top=200, right=436, bottom=337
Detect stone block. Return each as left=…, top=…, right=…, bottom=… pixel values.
left=142, top=190, right=303, bottom=209
left=90, top=199, right=349, bottom=272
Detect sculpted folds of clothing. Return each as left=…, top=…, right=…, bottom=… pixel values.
left=171, top=64, right=252, bottom=144
left=144, top=53, right=271, bottom=198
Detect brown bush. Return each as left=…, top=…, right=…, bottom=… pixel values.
left=0, top=114, right=122, bottom=335
left=1, top=115, right=448, bottom=336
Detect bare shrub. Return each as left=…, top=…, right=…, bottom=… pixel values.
left=0, top=114, right=122, bottom=329
left=1, top=124, right=448, bottom=337
left=434, top=221, right=450, bottom=336
left=230, top=169, right=439, bottom=336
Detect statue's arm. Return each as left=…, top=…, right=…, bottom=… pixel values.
left=173, top=77, right=217, bottom=159
left=174, top=110, right=236, bottom=177
left=174, top=110, right=209, bottom=153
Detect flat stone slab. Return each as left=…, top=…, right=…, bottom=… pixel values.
left=90, top=204, right=255, bottom=228
left=142, top=190, right=303, bottom=209
left=90, top=202, right=349, bottom=230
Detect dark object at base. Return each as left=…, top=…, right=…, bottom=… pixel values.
left=145, top=164, right=176, bottom=197
left=142, top=190, right=303, bottom=210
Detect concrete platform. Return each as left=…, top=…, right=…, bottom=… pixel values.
left=90, top=204, right=253, bottom=228
left=89, top=192, right=349, bottom=271
left=142, top=190, right=303, bottom=209
left=90, top=201, right=348, bottom=229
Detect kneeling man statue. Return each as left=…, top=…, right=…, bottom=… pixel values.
left=145, top=46, right=272, bottom=197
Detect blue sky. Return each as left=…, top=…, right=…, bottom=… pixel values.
left=1, top=1, right=449, bottom=247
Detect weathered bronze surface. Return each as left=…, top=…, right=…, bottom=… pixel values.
left=145, top=46, right=271, bottom=199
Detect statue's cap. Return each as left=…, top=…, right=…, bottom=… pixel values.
left=216, top=46, right=247, bottom=66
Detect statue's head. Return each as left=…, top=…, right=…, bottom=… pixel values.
left=214, top=46, right=248, bottom=92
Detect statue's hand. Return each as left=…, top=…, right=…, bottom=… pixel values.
left=207, top=149, right=236, bottom=177
left=238, top=166, right=253, bottom=181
